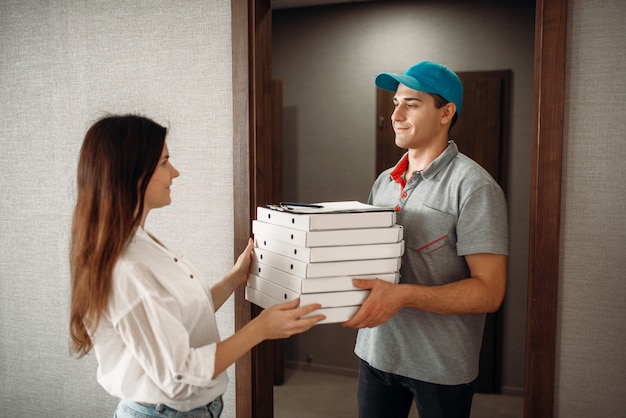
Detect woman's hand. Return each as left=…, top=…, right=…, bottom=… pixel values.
left=254, top=299, right=326, bottom=340
left=231, top=238, right=254, bottom=286
left=211, top=238, right=254, bottom=310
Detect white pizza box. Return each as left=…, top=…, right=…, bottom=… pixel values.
left=252, top=220, right=403, bottom=248
left=249, top=260, right=399, bottom=293
left=258, top=201, right=396, bottom=231
left=245, top=286, right=360, bottom=324
left=251, top=247, right=402, bottom=279
left=254, top=235, right=404, bottom=263
left=247, top=274, right=369, bottom=308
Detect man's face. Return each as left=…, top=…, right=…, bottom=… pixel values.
left=391, top=84, right=449, bottom=150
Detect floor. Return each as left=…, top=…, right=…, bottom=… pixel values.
left=274, top=368, right=523, bottom=418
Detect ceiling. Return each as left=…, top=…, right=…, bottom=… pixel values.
left=271, top=0, right=374, bottom=10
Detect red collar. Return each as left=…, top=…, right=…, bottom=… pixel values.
left=390, top=154, right=409, bottom=188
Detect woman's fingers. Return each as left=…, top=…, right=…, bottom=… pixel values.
left=260, top=299, right=326, bottom=338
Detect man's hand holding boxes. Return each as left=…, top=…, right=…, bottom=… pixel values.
left=245, top=201, right=404, bottom=324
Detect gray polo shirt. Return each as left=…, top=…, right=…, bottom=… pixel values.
left=355, top=141, right=508, bottom=385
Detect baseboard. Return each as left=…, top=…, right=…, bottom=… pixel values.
left=500, top=386, right=524, bottom=397
left=284, top=360, right=359, bottom=378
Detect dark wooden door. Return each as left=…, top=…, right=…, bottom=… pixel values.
left=375, top=70, right=511, bottom=393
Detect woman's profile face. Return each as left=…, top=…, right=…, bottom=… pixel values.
left=143, top=142, right=180, bottom=215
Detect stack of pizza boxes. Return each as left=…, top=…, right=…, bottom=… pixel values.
left=245, top=201, right=404, bottom=324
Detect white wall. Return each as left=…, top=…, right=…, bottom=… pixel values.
left=556, top=0, right=626, bottom=415
left=273, top=0, right=534, bottom=394
left=0, top=1, right=238, bottom=416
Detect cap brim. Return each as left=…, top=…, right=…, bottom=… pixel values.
left=375, top=72, right=433, bottom=94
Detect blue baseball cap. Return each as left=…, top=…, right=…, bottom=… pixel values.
left=375, top=61, right=463, bottom=115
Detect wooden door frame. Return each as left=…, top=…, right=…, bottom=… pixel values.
left=231, top=0, right=567, bottom=416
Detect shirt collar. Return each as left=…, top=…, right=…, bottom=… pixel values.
left=132, top=226, right=164, bottom=248
left=421, top=140, right=459, bottom=180
left=388, top=141, right=459, bottom=185
left=389, top=152, right=410, bottom=187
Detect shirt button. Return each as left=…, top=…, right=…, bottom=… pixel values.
left=395, top=205, right=401, bottom=212
left=401, top=192, right=407, bottom=199
left=173, top=257, right=178, bottom=262
left=189, top=274, right=194, bottom=279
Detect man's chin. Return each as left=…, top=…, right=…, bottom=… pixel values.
left=394, top=139, right=410, bottom=149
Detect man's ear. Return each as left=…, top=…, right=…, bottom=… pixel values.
left=441, top=102, right=457, bottom=125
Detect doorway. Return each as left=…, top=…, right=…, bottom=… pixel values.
left=231, top=0, right=567, bottom=417
left=273, top=0, right=526, bottom=402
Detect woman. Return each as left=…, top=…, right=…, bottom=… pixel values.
left=69, top=114, right=324, bottom=417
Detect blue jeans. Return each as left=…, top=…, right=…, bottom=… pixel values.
left=357, top=360, right=474, bottom=418
left=114, top=396, right=223, bottom=418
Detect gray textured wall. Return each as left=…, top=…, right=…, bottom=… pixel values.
left=556, top=0, right=626, bottom=415
left=0, top=1, right=237, bottom=416
left=273, top=0, right=534, bottom=394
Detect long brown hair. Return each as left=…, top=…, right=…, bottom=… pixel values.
left=69, top=114, right=167, bottom=357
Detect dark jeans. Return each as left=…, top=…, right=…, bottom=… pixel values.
left=357, top=360, right=474, bottom=418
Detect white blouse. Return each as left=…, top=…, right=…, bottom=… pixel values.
left=90, top=227, right=227, bottom=412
